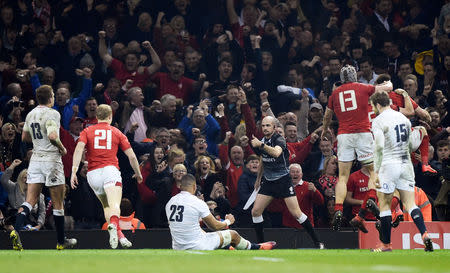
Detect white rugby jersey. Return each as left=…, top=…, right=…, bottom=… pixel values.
left=24, top=105, right=61, bottom=162
left=372, top=108, right=412, bottom=166
left=165, top=191, right=210, bottom=250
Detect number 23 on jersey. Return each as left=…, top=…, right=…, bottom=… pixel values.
left=94, top=129, right=112, bottom=150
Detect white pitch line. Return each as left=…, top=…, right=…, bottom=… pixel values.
left=185, top=251, right=207, bottom=255
left=252, top=257, right=285, bottom=262
left=371, top=265, right=416, bottom=272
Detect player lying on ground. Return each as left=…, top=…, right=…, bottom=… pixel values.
left=15, top=85, right=76, bottom=250
left=71, top=104, right=143, bottom=249
left=370, top=91, right=433, bottom=252
left=166, top=174, right=276, bottom=250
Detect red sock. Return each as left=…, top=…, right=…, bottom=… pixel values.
left=117, top=229, right=125, bottom=240
left=335, top=203, right=343, bottom=212
left=390, top=196, right=400, bottom=212
left=110, top=215, right=119, bottom=228
left=362, top=189, right=377, bottom=208
left=419, top=134, right=429, bottom=165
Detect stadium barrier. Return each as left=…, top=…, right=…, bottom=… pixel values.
left=0, top=228, right=358, bottom=249
left=359, top=222, right=450, bottom=250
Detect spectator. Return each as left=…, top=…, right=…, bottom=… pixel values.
left=317, top=155, right=338, bottom=200
left=101, top=198, right=146, bottom=231
left=282, top=164, right=324, bottom=228
left=194, top=155, right=221, bottom=198
left=98, top=31, right=161, bottom=88
left=1, top=160, right=45, bottom=230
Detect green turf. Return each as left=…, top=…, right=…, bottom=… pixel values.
left=0, top=249, right=449, bottom=273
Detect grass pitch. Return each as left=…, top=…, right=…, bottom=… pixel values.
left=0, top=249, right=449, bottom=273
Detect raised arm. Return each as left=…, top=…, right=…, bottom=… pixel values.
left=226, top=0, right=239, bottom=25
left=98, top=31, right=112, bottom=66
left=394, top=89, right=414, bottom=117
left=141, top=41, right=161, bottom=75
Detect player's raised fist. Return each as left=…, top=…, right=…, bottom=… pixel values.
left=98, top=31, right=106, bottom=39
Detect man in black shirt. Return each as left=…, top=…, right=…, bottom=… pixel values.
left=250, top=116, right=324, bottom=248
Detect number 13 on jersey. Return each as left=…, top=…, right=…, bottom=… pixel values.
left=94, top=129, right=112, bottom=149
left=339, top=90, right=357, bottom=112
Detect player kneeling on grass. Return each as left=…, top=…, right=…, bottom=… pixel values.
left=370, top=91, right=433, bottom=252
left=166, top=174, right=276, bottom=250
left=71, top=104, right=143, bottom=249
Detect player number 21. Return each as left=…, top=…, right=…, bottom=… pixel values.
left=338, top=90, right=357, bottom=112
left=94, top=129, right=112, bottom=150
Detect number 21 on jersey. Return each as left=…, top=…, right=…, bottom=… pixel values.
left=94, top=129, right=111, bottom=149
left=339, top=90, right=357, bottom=112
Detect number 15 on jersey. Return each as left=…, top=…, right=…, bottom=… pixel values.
left=94, top=129, right=112, bottom=150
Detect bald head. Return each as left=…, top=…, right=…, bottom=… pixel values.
left=262, top=116, right=278, bottom=137
left=180, top=174, right=196, bottom=192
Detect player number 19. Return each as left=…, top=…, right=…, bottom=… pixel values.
left=94, top=129, right=112, bottom=150
left=338, top=90, right=357, bottom=112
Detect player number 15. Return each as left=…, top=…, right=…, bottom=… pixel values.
left=94, top=129, right=112, bottom=150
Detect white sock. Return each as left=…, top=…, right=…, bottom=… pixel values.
left=236, top=237, right=251, bottom=250
left=297, top=213, right=307, bottom=224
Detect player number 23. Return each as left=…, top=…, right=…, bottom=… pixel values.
left=169, top=205, right=184, bottom=222
left=94, top=129, right=112, bottom=150
left=338, top=90, right=357, bottom=112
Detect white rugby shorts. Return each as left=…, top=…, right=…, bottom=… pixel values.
left=27, top=160, right=65, bottom=187
left=337, top=132, right=374, bottom=162
left=179, top=230, right=231, bottom=250
left=378, top=162, right=415, bottom=194
left=86, top=166, right=122, bottom=196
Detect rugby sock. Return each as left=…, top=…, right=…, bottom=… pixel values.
left=390, top=196, right=400, bottom=213
left=15, top=202, right=32, bottom=230
left=297, top=214, right=320, bottom=244
left=53, top=209, right=65, bottom=245
left=334, top=203, right=343, bottom=212
left=410, top=207, right=427, bottom=235
left=110, top=215, right=125, bottom=238
left=419, top=135, right=429, bottom=165
left=252, top=216, right=264, bottom=243
left=358, top=208, right=367, bottom=218
left=362, top=189, right=377, bottom=208
left=235, top=238, right=260, bottom=250
left=379, top=210, right=392, bottom=244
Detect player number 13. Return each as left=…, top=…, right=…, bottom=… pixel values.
left=338, top=90, right=357, bottom=112
left=94, top=129, right=112, bottom=150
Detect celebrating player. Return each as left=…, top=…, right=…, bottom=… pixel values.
left=370, top=91, right=433, bottom=252
left=166, top=174, right=275, bottom=250
left=15, top=85, right=77, bottom=250
left=71, top=104, right=143, bottom=249
left=322, top=65, right=392, bottom=230
left=250, top=116, right=324, bottom=248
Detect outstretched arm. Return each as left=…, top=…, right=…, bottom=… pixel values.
left=142, top=41, right=161, bottom=75
left=124, top=148, right=143, bottom=183
left=98, top=31, right=113, bottom=66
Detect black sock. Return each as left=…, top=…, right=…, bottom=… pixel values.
left=250, top=243, right=261, bottom=250
left=253, top=222, right=265, bottom=243
left=14, top=205, right=30, bottom=230
left=301, top=218, right=320, bottom=244
left=380, top=215, right=392, bottom=244
left=54, top=215, right=65, bottom=245
left=358, top=208, right=367, bottom=218
left=410, top=208, right=427, bottom=235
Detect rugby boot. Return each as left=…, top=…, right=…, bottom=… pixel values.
left=331, top=210, right=343, bottom=231
left=259, top=241, right=277, bottom=250
left=422, top=232, right=434, bottom=252
left=350, top=215, right=368, bottom=233
left=10, top=230, right=23, bottom=251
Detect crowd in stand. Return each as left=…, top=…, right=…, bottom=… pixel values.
left=0, top=0, right=449, bottom=232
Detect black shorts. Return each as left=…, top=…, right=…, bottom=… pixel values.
left=259, top=174, right=295, bottom=199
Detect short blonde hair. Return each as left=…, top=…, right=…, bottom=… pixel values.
left=173, top=163, right=187, bottom=173
left=168, top=148, right=185, bottom=164
left=96, top=104, right=112, bottom=120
